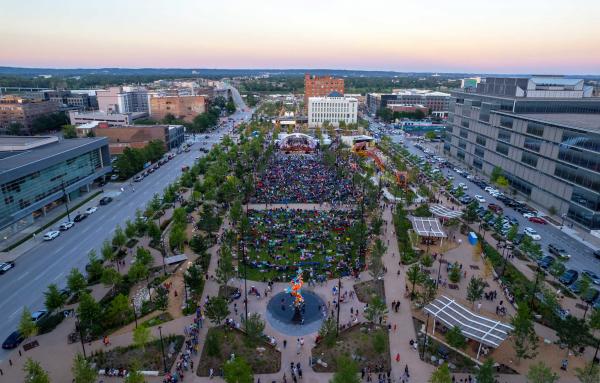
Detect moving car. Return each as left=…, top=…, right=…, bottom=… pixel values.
left=582, top=270, right=600, bottom=285
left=73, top=213, right=86, bottom=222
left=2, top=331, right=24, bottom=349
left=85, top=206, right=98, bottom=215
left=58, top=221, right=74, bottom=231
left=548, top=244, right=570, bottom=259
left=524, top=227, right=541, bottom=241
left=0, top=261, right=15, bottom=274
left=474, top=195, right=486, bottom=203
left=559, top=269, right=579, bottom=286
left=43, top=230, right=60, bottom=241
left=99, top=197, right=113, bottom=205
left=528, top=216, right=547, bottom=224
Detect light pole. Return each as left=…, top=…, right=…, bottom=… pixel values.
left=61, top=181, right=72, bottom=222
left=158, top=326, right=168, bottom=373
left=131, top=299, right=138, bottom=329
left=435, top=253, right=444, bottom=288
left=75, top=316, right=87, bottom=358
left=335, top=263, right=343, bottom=336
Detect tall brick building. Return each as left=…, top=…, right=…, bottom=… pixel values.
left=0, top=96, right=60, bottom=133
left=304, top=74, right=345, bottom=108
left=149, top=95, right=206, bottom=123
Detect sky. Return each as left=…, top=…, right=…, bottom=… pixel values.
left=1, top=0, right=599, bottom=74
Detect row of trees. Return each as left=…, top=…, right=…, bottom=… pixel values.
left=113, top=139, right=166, bottom=179
left=376, top=107, right=427, bottom=123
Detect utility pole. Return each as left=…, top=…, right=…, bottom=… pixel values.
left=336, top=263, right=342, bottom=336
left=61, top=181, right=71, bottom=222
left=158, top=326, right=167, bottom=373
left=75, top=317, right=87, bottom=358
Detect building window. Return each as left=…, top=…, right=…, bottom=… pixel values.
left=457, top=150, right=465, bottom=160
left=521, top=152, right=538, bottom=167
left=555, top=164, right=600, bottom=192
left=476, top=135, right=486, bottom=146
left=500, top=116, right=513, bottom=129
left=505, top=173, right=533, bottom=196
left=461, top=120, right=469, bottom=128
left=523, top=137, right=542, bottom=152
left=561, top=130, right=600, bottom=153
left=473, top=158, right=483, bottom=169
left=526, top=122, right=545, bottom=137
left=497, top=130, right=511, bottom=142
left=443, top=143, right=450, bottom=153
left=474, top=147, right=485, bottom=158
left=496, top=142, right=509, bottom=156
left=458, top=140, right=467, bottom=149
left=558, top=147, right=600, bottom=172
left=460, top=129, right=469, bottom=139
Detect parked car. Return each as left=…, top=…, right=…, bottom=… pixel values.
left=73, top=213, right=86, bottom=222
left=594, top=249, right=600, bottom=259
left=110, top=174, right=119, bottom=181
left=133, top=175, right=144, bottom=182
left=582, top=270, right=600, bottom=285
left=31, top=310, right=48, bottom=323
left=513, top=233, right=525, bottom=245
left=458, top=183, right=468, bottom=190
left=523, top=212, right=537, bottom=219
left=58, top=221, right=74, bottom=231
left=488, top=204, right=503, bottom=213
left=528, top=216, right=547, bottom=224
left=85, top=206, right=97, bottom=215
left=537, top=255, right=555, bottom=269
left=99, top=197, right=113, bottom=205
left=0, top=261, right=15, bottom=274
left=524, top=227, right=541, bottom=241
left=582, top=289, right=599, bottom=304
left=548, top=244, right=570, bottom=259
left=474, top=195, right=486, bottom=203
left=2, top=331, right=24, bottom=349
left=43, top=230, right=60, bottom=241
left=559, top=269, right=579, bottom=286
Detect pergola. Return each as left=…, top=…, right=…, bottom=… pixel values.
left=430, top=204, right=463, bottom=220
left=410, top=216, right=446, bottom=248
left=424, top=296, right=514, bottom=358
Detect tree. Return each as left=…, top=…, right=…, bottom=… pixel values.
left=128, top=261, right=150, bottom=284
left=205, top=296, right=230, bottom=325
left=133, top=325, right=153, bottom=352
left=477, top=358, right=496, bottom=383
left=184, top=264, right=204, bottom=298
left=86, top=249, right=104, bottom=283
left=67, top=268, right=87, bottom=296
left=490, top=166, right=503, bottom=182
left=575, top=362, right=600, bottom=383
left=526, top=362, right=559, bottom=383
left=319, top=316, right=338, bottom=347
left=507, top=224, right=519, bottom=243
left=429, top=362, right=452, bottom=383
left=511, top=304, right=539, bottom=361
left=464, top=200, right=479, bottom=223
left=147, top=221, right=161, bottom=244
left=23, top=358, right=51, bottom=383
left=216, top=245, right=235, bottom=285
left=44, top=283, right=67, bottom=312
left=495, top=175, right=509, bottom=190
left=198, top=204, right=222, bottom=238
left=101, top=239, right=116, bottom=266
left=223, top=356, right=253, bottom=383
left=77, top=292, right=101, bottom=335
left=448, top=263, right=461, bottom=283
left=19, top=307, right=38, bottom=339
left=230, top=199, right=243, bottom=225
left=417, top=277, right=438, bottom=307
left=112, top=225, right=127, bottom=251
left=62, top=124, right=77, bottom=139
left=556, top=315, right=589, bottom=357
left=242, top=313, right=265, bottom=346
left=466, top=276, right=486, bottom=309
left=125, top=219, right=137, bottom=239
left=7, top=122, right=24, bottom=135
left=330, top=355, right=360, bottom=383
left=406, top=264, right=424, bottom=300
left=446, top=326, right=466, bottom=349
left=169, top=224, right=187, bottom=252
left=364, top=296, right=388, bottom=324
left=124, top=363, right=146, bottom=383
left=105, top=294, right=132, bottom=327
left=135, top=247, right=154, bottom=267
left=154, top=286, right=169, bottom=311
left=549, top=259, right=566, bottom=278
left=100, top=267, right=122, bottom=287
left=72, top=353, right=97, bottom=383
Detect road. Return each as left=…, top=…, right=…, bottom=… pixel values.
left=0, top=95, right=251, bottom=360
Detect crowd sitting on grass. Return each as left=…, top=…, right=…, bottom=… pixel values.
left=243, top=208, right=363, bottom=281
left=251, top=154, right=358, bottom=204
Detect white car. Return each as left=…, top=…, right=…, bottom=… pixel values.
left=58, top=221, right=74, bottom=231
left=31, top=310, right=48, bottom=323
left=458, top=183, right=468, bottom=190
left=524, top=227, right=541, bottom=241
left=484, top=186, right=497, bottom=193
left=43, top=231, right=60, bottom=241
left=85, top=206, right=98, bottom=215
left=466, top=175, right=475, bottom=180
left=523, top=212, right=537, bottom=219
left=474, top=195, right=486, bottom=203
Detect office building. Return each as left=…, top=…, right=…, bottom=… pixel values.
left=307, top=94, right=358, bottom=128
left=0, top=96, right=60, bottom=133
left=149, top=95, right=206, bottom=123
left=0, top=136, right=111, bottom=239
left=304, top=74, right=345, bottom=107
left=97, top=86, right=149, bottom=114
left=367, top=90, right=450, bottom=118
left=69, top=110, right=148, bottom=126
left=23, top=90, right=97, bottom=110
left=93, top=124, right=185, bottom=155
left=445, top=76, right=600, bottom=229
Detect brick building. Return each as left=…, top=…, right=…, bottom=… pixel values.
left=149, top=95, right=206, bottom=123
left=92, top=124, right=185, bottom=155
left=0, top=96, right=60, bottom=133
left=304, top=74, right=345, bottom=108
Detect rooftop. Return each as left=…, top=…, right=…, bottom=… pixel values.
left=0, top=136, right=58, bottom=152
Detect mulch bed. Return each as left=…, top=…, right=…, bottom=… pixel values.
left=311, top=323, right=390, bottom=373
left=197, top=327, right=281, bottom=376
left=354, top=279, right=386, bottom=304
left=448, top=284, right=459, bottom=290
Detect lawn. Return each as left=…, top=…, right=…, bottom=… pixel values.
left=242, top=209, right=364, bottom=281
left=197, top=327, right=281, bottom=376
left=312, top=323, right=390, bottom=373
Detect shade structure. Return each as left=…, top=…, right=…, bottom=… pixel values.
left=430, top=204, right=463, bottom=219
left=424, top=296, right=513, bottom=348
left=409, top=216, right=446, bottom=238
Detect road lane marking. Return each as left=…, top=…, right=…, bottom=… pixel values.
left=9, top=308, right=20, bottom=318
left=16, top=271, right=30, bottom=281
left=53, top=272, right=64, bottom=281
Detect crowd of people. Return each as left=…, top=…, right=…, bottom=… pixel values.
left=244, top=208, right=363, bottom=280
left=251, top=154, right=358, bottom=204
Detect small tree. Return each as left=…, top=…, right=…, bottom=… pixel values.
left=23, top=358, right=51, bottom=383
left=575, top=362, right=599, bottom=383
left=19, top=307, right=38, bottom=339
left=125, top=219, right=137, bottom=239
left=135, top=247, right=154, bottom=267
left=511, top=304, right=539, bottom=362
left=445, top=326, right=466, bottom=349
left=466, top=276, right=486, bottom=309
left=44, top=283, right=66, bottom=312
left=476, top=358, right=496, bottom=383
left=67, top=268, right=87, bottom=296
left=133, top=325, right=153, bottom=352
left=106, top=294, right=133, bottom=327
left=184, top=264, right=204, bottom=298
left=205, top=296, right=230, bottom=325
left=112, top=225, right=127, bottom=251
left=154, top=286, right=169, bottom=312
left=223, top=356, right=253, bottom=383
left=556, top=316, right=589, bottom=357
left=330, top=355, right=360, bottom=383
left=147, top=221, right=161, bottom=244
left=100, top=268, right=122, bottom=288
left=72, top=353, right=97, bottom=383
left=319, top=316, right=338, bottom=347
left=124, top=363, right=145, bottom=383
left=421, top=254, right=434, bottom=268
left=216, top=245, right=235, bottom=285
left=364, top=296, right=388, bottom=324
left=77, top=293, right=101, bottom=336
left=448, top=264, right=461, bottom=283
left=128, top=261, right=150, bottom=284
left=429, top=362, right=452, bottom=383
left=526, top=362, right=559, bottom=383
left=406, top=264, right=424, bottom=299
left=242, top=313, right=265, bottom=346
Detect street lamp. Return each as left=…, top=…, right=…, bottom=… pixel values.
left=131, top=299, right=138, bottom=329
left=75, top=316, right=87, bottom=358
left=61, top=181, right=72, bottom=222
left=435, top=253, right=444, bottom=288
left=158, top=326, right=168, bottom=373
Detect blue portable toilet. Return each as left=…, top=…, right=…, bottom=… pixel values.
left=468, top=232, right=478, bottom=246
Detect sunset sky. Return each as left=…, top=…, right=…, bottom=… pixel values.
left=2, top=0, right=599, bottom=74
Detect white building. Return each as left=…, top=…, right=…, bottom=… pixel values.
left=96, top=86, right=149, bottom=114
left=308, top=94, right=358, bottom=128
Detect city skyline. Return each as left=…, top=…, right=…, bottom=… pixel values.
left=1, top=0, right=600, bottom=74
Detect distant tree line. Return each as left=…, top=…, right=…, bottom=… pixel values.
left=113, top=140, right=166, bottom=179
